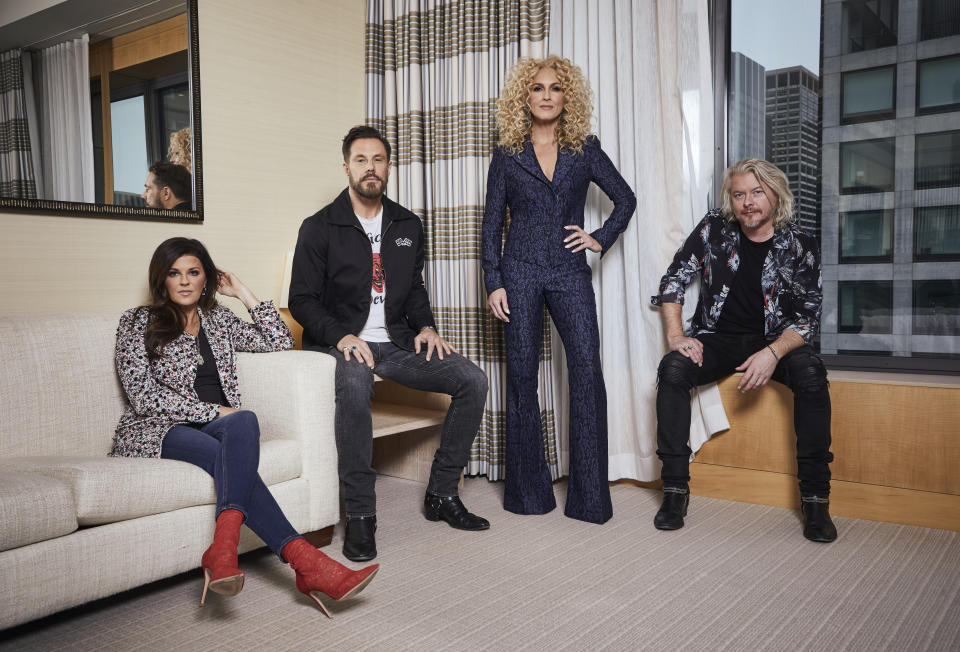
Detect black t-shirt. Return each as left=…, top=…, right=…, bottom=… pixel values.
left=193, top=327, right=228, bottom=406
left=715, top=232, right=772, bottom=336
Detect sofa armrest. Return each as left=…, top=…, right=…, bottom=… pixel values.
left=235, top=350, right=337, bottom=531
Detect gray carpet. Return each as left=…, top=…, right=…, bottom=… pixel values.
left=2, top=476, right=959, bottom=651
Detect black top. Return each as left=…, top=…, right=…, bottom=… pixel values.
left=193, top=327, right=228, bottom=406
left=715, top=231, right=772, bottom=336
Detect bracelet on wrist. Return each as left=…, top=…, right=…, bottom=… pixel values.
left=767, top=344, right=780, bottom=362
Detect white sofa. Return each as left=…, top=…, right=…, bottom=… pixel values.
left=0, top=311, right=339, bottom=630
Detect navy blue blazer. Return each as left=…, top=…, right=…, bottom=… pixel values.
left=481, top=136, right=636, bottom=294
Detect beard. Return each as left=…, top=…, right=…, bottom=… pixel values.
left=349, top=171, right=387, bottom=199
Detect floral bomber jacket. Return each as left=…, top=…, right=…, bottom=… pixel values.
left=651, top=209, right=823, bottom=342
left=111, top=301, right=293, bottom=458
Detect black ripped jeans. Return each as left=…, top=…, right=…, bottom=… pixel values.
left=656, top=332, right=833, bottom=496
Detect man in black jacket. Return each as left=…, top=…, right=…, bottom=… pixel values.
left=289, top=126, right=490, bottom=562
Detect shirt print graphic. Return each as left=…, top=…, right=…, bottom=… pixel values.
left=372, top=252, right=385, bottom=302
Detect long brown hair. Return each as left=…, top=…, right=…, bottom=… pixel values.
left=140, top=237, right=219, bottom=359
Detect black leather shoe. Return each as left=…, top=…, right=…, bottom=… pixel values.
left=424, top=494, right=490, bottom=530
left=801, top=497, right=837, bottom=543
left=654, top=489, right=689, bottom=530
left=343, top=516, right=377, bottom=561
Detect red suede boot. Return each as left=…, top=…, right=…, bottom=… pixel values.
left=200, top=509, right=245, bottom=605
left=281, top=538, right=379, bottom=617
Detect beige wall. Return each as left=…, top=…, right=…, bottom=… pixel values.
left=0, top=0, right=365, bottom=315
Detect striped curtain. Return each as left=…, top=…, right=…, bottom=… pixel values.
left=0, top=49, right=38, bottom=199
left=365, top=0, right=552, bottom=480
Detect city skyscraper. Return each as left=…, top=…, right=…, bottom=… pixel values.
left=728, top=52, right=766, bottom=164
left=765, top=66, right=821, bottom=240
left=819, top=0, right=960, bottom=362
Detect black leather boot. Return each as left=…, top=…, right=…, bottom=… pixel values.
left=342, top=515, right=377, bottom=561
left=654, top=488, right=689, bottom=530
left=424, top=494, right=490, bottom=530
left=801, top=496, right=837, bottom=542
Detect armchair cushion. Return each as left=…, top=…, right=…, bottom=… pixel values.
left=0, top=472, right=77, bottom=552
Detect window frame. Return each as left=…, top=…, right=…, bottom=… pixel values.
left=915, top=129, right=960, bottom=190
left=916, top=54, right=960, bottom=116
left=839, top=137, right=896, bottom=194
left=840, top=64, right=897, bottom=124
left=838, top=209, right=895, bottom=263
left=914, top=204, right=960, bottom=262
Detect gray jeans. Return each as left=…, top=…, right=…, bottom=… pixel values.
left=317, top=341, right=488, bottom=517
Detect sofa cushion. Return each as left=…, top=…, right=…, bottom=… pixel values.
left=0, top=472, right=78, bottom=552
left=0, top=439, right=302, bottom=526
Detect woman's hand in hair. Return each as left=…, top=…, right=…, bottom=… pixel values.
left=216, top=267, right=259, bottom=309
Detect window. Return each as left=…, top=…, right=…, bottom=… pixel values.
left=723, top=0, right=960, bottom=372
left=920, top=0, right=960, bottom=40
left=110, top=95, right=149, bottom=201
left=917, top=55, right=960, bottom=115
left=840, top=139, right=895, bottom=193
left=840, top=210, right=893, bottom=262
left=913, top=280, right=960, bottom=335
left=841, top=66, right=895, bottom=122
left=915, top=131, right=960, bottom=189
left=915, top=206, right=960, bottom=261
left=839, top=281, right=893, bottom=333
left=841, top=0, right=898, bottom=54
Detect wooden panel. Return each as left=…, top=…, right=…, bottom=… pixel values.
left=695, top=376, right=960, bottom=495
left=110, top=14, right=188, bottom=71
left=277, top=309, right=303, bottom=350
left=372, top=425, right=443, bottom=483
left=372, top=402, right=446, bottom=438
left=690, top=462, right=960, bottom=532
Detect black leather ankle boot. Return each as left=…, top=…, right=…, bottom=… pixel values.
left=801, top=496, right=837, bottom=542
left=342, top=515, right=377, bottom=561
left=424, top=494, right=490, bottom=530
left=654, top=488, right=689, bottom=530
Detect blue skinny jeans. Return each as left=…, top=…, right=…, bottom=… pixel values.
left=161, top=410, right=300, bottom=558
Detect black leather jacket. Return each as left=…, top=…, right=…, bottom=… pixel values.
left=289, top=188, right=436, bottom=351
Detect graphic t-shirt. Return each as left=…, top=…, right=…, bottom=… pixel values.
left=358, top=208, right=390, bottom=342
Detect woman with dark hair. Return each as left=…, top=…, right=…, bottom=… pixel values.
left=112, top=237, right=377, bottom=616
left=482, top=56, right=636, bottom=524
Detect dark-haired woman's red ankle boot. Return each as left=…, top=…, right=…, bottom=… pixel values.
left=200, top=509, right=245, bottom=605
left=281, top=538, right=379, bottom=617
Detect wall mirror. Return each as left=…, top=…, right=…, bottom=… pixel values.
left=0, top=0, right=203, bottom=222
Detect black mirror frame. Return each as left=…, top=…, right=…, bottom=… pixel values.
left=0, top=0, right=204, bottom=223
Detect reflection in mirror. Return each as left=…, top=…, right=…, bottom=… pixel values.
left=0, top=0, right=202, bottom=221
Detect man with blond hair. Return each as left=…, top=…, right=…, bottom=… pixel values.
left=650, top=158, right=836, bottom=542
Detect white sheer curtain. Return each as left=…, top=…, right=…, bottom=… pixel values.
left=36, top=34, right=94, bottom=202
left=549, top=0, right=728, bottom=481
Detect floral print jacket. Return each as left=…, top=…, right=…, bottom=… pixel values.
left=111, top=301, right=293, bottom=458
left=651, top=209, right=823, bottom=342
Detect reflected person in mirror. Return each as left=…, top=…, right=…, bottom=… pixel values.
left=168, top=127, right=192, bottom=172
left=650, top=158, right=836, bottom=542
left=142, top=161, right=191, bottom=210
left=112, top=237, right=378, bottom=616
left=289, top=126, right=490, bottom=563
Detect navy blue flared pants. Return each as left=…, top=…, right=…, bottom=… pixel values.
left=501, top=255, right=612, bottom=524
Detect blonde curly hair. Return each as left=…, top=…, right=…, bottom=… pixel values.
left=495, top=55, right=593, bottom=154
left=168, top=127, right=191, bottom=172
